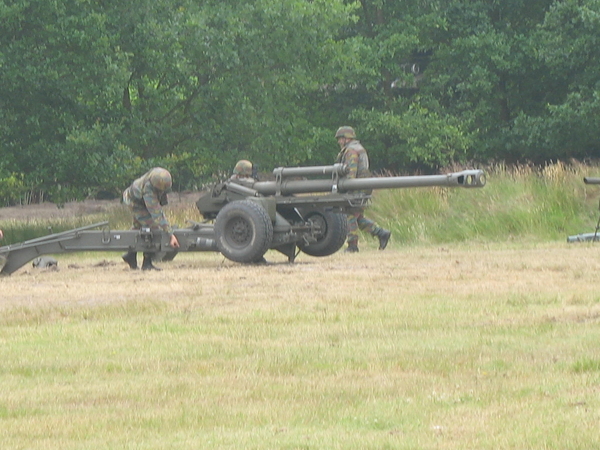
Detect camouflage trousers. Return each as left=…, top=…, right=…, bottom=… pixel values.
left=128, top=202, right=160, bottom=230
left=123, top=189, right=159, bottom=230
left=346, top=209, right=380, bottom=245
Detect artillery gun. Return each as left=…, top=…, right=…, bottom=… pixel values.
left=0, top=164, right=486, bottom=275
left=567, top=177, right=600, bottom=243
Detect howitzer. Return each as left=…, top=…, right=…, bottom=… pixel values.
left=195, top=164, right=485, bottom=263
left=0, top=164, right=485, bottom=275
left=568, top=177, right=600, bottom=243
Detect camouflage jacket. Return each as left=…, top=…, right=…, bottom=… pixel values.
left=336, top=139, right=370, bottom=179
left=229, top=174, right=257, bottom=190
left=123, top=169, right=173, bottom=234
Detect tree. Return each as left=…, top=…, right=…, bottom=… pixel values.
left=0, top=0, right=356, bottom=202
left=309, top=0, right=479, bottom=171
left=0, top=0, right=133, bottom=200
left=323, top=0, right=600, bottom=169
left=2, top=0, right=600, bottom=205
left=509, top=0, right=600, bottom=161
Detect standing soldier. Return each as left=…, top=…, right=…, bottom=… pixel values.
left=335, top=126, right=391, bottom=253
left=121, top=167, right=180, bottom=270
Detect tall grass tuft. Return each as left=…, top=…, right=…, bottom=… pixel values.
left=0, top=206, right=131, bottom=245
left=369, top=161, right=600, bottom=245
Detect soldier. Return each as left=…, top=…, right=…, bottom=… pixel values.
left=335, top=126, right=391, bottom=253
left=121, top=167, right=180, bottom=270
left=230, top=159, right=255, bottom=185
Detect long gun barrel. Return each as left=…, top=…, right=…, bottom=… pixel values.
left=251, top=169, right=485, bottom=196
left=584, top=177, right=600, bottom=185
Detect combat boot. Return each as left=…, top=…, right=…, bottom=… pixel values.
left=376, top=228, right=391, bottom=250
left=122, top=251, right=138, bottom=270
left=141, top=253, right=161, bottom=271
left=344, top=244, right=359, bottom=253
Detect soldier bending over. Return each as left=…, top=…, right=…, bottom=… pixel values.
left=121, top=167, right=180, bottom=270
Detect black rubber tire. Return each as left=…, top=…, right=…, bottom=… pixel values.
left=214, top=200, right=273, bottom=263
left=298, top=210, right=348, bottom=257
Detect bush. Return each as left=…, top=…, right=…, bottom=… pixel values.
left=0, top=173, right=27, bottom=206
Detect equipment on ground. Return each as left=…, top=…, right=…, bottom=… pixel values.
left=0, top=164, right=485, bottom=275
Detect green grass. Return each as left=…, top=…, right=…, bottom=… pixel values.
left=1, top=244, right=599, bottom=449
left=0, top=207, right=131, bottom=244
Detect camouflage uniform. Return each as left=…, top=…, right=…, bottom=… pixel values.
left=335, top=126, right=391, bottom=252
left=123, top=168, right=173, bottom=235
left=121, top=167, right=175, bottom=270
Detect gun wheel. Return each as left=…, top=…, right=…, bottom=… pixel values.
left=215, top=200, right=273, bottom=263
left=298, top=210, right=348, bottom=257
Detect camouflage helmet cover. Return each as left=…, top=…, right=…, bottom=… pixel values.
left=233, top=160, right=253, bottom=177
left=335, top=126, right=356, bottom=139
left=149, top=167, right=173, bottom=192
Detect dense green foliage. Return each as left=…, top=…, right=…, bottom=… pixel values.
left=1, top=0, right=599, bottom=204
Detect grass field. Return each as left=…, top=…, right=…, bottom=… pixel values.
left=1, top=241, right=599, bottom=449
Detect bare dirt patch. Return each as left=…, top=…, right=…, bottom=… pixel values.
left=2, top=242, right=600, bottom=308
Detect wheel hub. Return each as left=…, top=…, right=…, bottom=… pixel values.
left=227, top=218, right=251, bottom=245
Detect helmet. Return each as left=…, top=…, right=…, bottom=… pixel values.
left=233, top=160, right=253, bottom=177
left=335, top=126, right=356, bottom=139
left=149, top=168, right=172, bottom=192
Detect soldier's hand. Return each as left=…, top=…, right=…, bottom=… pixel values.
left=170, top=234, right=180, bottom=248
left=0, top=229, right=3, bottom=240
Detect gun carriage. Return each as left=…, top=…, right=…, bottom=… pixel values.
left=0, top=164, right=486, bottom=275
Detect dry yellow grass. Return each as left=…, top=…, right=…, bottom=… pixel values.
left=3, top=241, right=599, bottom=310
left=1, top=242, right=600, bottom=449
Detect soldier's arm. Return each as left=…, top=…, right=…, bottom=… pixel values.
left=142, top=185, right=173, bottom=234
